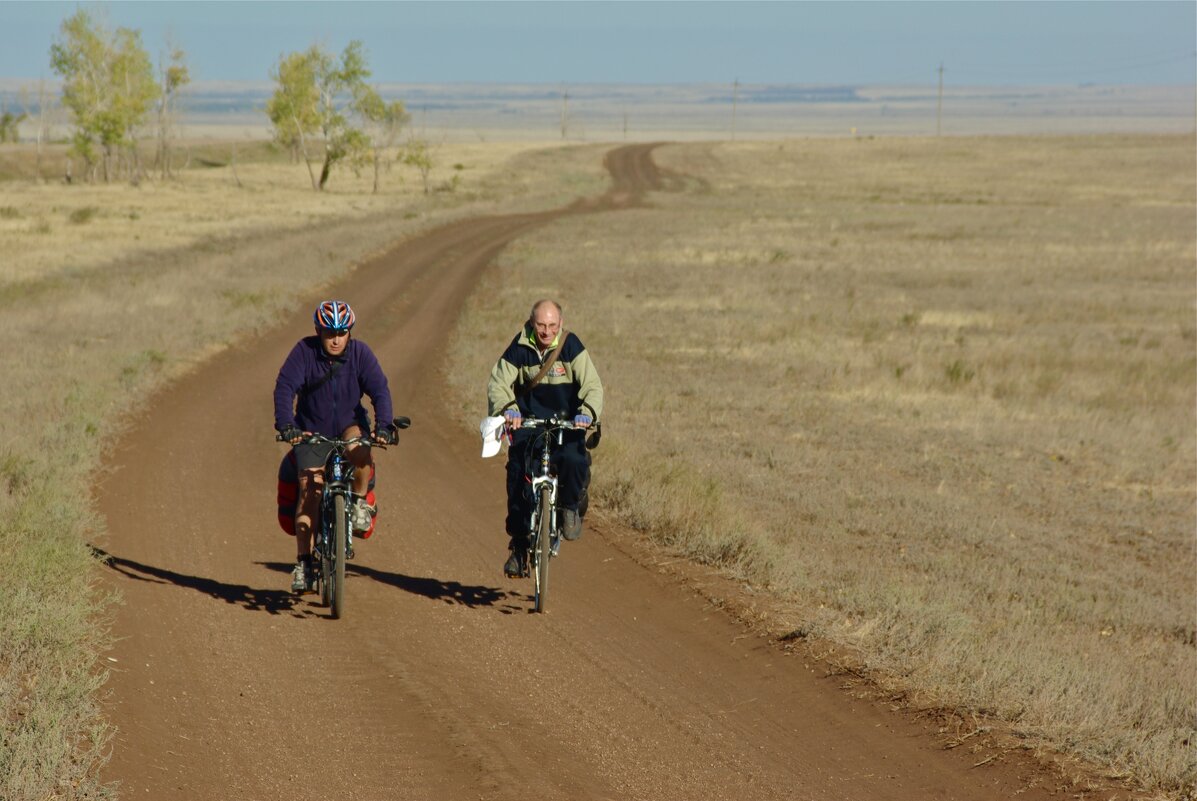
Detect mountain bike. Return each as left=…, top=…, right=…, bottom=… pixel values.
left=515, top=415, right=585, bottom=614
left=278, top=416, right=410, bottom=619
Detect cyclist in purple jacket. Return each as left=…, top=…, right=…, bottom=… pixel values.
left=274, top=300, right=397, bottom=593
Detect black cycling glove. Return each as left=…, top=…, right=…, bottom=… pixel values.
left=279, top=425, right=302, bottom=443
left=375, top=425, right=398, bottom=445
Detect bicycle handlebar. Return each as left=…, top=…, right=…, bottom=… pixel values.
left=277, top=432, right=375, bottom=446
left=518, top=416, right=586, bottom=431
left=276, top=416, right=412, bottom=445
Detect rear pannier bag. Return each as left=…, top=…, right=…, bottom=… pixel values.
left=276, top=450, right=377, bottom=539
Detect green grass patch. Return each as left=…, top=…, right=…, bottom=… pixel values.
left=219, top=288, right=270, bottom=309
left=68, top=207, right=98, bottom=225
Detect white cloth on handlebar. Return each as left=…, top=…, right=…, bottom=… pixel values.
left=480, top=416, right=506, bottom=458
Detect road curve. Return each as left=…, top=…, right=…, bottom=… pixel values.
left=97, top=143, right=1060, bottom=800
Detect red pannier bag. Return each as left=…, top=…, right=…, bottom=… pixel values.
left=277, top=450, right=377, bottom=539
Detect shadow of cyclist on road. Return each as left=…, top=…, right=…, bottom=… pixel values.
left=337, top=561, right=517, bottom=609
left=93, top=546, right=312, bottom=617
left=255, top=560, right=529, bottom=613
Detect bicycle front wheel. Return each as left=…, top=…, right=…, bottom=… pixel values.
left=318, top=547, right=331, bottom=607
left=534, top=485, right=552, bottom=613
left=317, top=513, right=331, bottom=607
left=330, top=493, right=347, bottom=619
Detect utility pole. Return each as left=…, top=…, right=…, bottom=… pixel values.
left=622, top=109, right=628, bottom=140
left=560, top=89, right=569, bottom=140
left=731, top=77, right=739, bottom=140
left=35, top=78, right=51, bottom=181
left=936, top=62, right=944, bottom=136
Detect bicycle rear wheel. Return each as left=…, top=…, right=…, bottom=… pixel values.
left=534, top=485, right=552, bottom=613
left=330, top=494, right=347, bottom=619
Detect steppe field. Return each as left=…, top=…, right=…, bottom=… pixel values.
left=445, top=133, right=1197, bottom=796
left=0, top=127, right=1194, bottom=799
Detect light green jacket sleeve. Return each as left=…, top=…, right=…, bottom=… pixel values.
left=572, top=348, right=604, bottom=421
left=486, top=356, right=521, bottom=417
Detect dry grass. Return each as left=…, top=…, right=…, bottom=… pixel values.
left=445, top=134, right=1196, bottom=797
left=0, top=140, right=608, bottom=285
left=0, top=140, right=605, bottom=801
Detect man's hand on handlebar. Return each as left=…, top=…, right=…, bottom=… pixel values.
left=573, top=414, right=592, bottom=429
left=278, top=425, right=304, bottom=444
left=503, top=408, right=522, bottom=432
left=374, top=425, right=399, bottom=446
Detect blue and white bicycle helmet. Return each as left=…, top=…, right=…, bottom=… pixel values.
left=314, top=300, right=355, bottom=332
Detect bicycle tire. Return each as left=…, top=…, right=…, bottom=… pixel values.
left=534, top=485, right=552, bottom=613
left=317, top=504, right=331, bottom=606
left=319, top=536, right=331, bottom=607
left=331, top=493, right=347, bottom=619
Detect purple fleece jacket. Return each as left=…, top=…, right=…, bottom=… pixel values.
left=273, top=336, right=394, bottom=437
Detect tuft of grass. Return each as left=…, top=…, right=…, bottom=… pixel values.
left=0, top=206, right=20, bottom=219
left=944, top=359, right=976, bottom=384
left=220, top=289, right=270, bottom=309
left=68, top=207, right=98, bottom=225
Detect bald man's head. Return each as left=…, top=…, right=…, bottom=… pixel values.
left=529, top=299, right=563, bottom=350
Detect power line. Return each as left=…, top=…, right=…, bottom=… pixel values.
left=948, top=50, right=1197, bottom=82
left=731, top=77, right=739, bottom=140
left=855, top=50, right=1195, bottom=86
left=936, top=62, right=944, bottom=136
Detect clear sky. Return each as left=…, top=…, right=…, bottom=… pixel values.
left=1, top=1, right=1194, bottom=86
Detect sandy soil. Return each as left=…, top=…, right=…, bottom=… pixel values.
left=97, top=144, right=1072, bottom=800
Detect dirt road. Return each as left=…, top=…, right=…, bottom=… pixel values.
left=98, top=144, right=1061, bottom=800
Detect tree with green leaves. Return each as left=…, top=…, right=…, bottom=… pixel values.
left=266, top=48, right=320, bottom=186
left=266, top=41, right=381, bottom=191
left=0, top=102, right=26, bottom=143
left=49, top=9, right=159, bottom=183
left=311, top=41, right=372, bottom=190
left=355, top=87, right=409, bottom=194
left=401, top=137, right=435, bottom=195
left=155, top=39, right=190, bottom=179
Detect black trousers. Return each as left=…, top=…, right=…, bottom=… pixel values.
left=506, top=429, right=590, bottom=538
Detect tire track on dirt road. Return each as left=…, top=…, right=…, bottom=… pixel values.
left=97, top=143, right=1062, bottom=800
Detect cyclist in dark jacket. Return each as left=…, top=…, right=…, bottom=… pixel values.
left=274, top=300, right=396, bottom=593
left=487, top=299, right=603, bottom=577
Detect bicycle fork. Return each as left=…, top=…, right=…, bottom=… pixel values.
left=530, top=474, right=559, bottom=555
left=324, top=458, right=355, bottom=558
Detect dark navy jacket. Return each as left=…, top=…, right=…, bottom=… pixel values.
left=487, top=326, right=603, bottom=422
left=273, top=336, right=393, bottom=437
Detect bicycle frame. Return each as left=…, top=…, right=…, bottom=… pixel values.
left=519, top=415, right=582, bottom=613
left=528, top=434, right=559, bottom=542
left=306, top=434, right=369, bottom=619
left=277, top=417, right=409, bottom=619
